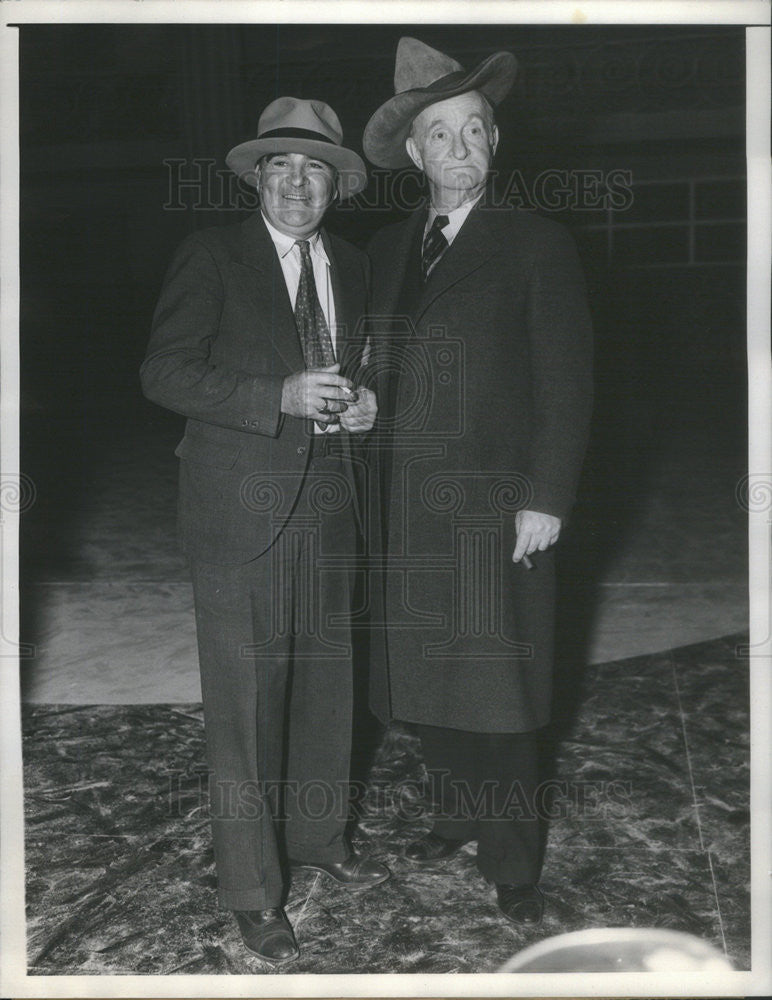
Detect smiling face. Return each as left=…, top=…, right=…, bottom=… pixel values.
left=406, top=91, right=498, bottom=212
left=257, top=152, right=337, bottom=239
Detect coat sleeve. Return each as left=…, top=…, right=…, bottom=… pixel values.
left=524, top=225, right=594, bottom=521
left=140, top=234, right=285, bottom=436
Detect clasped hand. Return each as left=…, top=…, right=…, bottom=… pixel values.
left=281, top=363, right=377, bottom=432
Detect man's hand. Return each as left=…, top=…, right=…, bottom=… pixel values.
left=339, top=386, right=377, bottom=433
left=281, top=363, right=354, bottom=424
left=512, top=509, right=561, bottom=563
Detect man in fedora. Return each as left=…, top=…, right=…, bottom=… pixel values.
left=141, top=96, right=388, bottom=965
left=362, top=39, right=593, bottom=925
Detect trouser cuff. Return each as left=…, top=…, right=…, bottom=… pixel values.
left=218, top=885, right=281, bottom=911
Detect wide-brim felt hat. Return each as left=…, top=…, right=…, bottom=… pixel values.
left=363, top=37, right=517, bottom=168
left=226, top=96, right=367, bottom=198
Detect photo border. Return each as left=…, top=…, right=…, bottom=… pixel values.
left=1, top=2, right=769, bottom=997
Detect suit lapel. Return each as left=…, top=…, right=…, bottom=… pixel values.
left=238, top=213, right=305, bottom=373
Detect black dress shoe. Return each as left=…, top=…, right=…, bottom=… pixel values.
left=404, top=830, right=467, bottom=862
left=495, top=883, right=544, bottom=925
left=290, top=852, right=390, bottom=889
left=234, top=908, right=299, bottom=965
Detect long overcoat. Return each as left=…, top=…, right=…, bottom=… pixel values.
left=365, top=197, right=593, bottom=733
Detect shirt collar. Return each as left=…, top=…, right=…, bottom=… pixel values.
left=261, top=213, right=329, bottom=264
left=427, top=191, right=484, bottom=242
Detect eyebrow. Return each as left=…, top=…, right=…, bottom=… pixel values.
left=425, top=114, right=486, bottom=130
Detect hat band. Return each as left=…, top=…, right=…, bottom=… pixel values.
left=258, top=126, right=337, bottom=145
left=424, top=69, right=469, bottom=94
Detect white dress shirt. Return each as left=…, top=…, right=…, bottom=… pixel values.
left=262, top=213, right=339, bottom=432
left=262, top=213, right=338, bottom=345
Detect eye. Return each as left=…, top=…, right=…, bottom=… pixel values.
left=432, top=129, right=447, bottom=142
left=270, top=156, right=289, bottom=167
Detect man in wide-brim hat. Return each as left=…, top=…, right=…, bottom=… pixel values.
left=142, top=96, right=388, bottom=965
left=363, top=38, right=593, bottom=927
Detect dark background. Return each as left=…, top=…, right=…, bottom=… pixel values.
left=19, top=22, right=747, bottom=628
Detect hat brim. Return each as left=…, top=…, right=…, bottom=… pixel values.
left=226, top=137, right=368, bottom=198
left=363, top=51, right=517, bottom=169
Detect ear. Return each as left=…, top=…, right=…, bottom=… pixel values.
left=405, top=135, right=423, bottom=171
left=491, top=125, right=499, bottom=157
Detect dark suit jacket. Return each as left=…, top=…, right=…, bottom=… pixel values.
left=141, top=212, right=369, bottom=564
left=365, top=198, right=593, bottom=732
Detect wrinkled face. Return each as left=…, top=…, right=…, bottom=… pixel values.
left=406, top=91, right=498, bottom=206
left=257, top=152, right=337, bottom=239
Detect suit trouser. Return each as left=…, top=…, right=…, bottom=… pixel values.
left=414, top=723, right=542, bottom=885
left=190, top=449, right=357, bottom=911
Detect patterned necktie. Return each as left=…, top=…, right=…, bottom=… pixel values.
left=294, top=239, right=335, bottom=368
left=294, top=239, right=335, bottom=430
left=421, top=214, right=449, bottom=281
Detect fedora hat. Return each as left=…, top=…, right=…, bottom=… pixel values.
left=363, top=37, right=517, bottom=168
left=226, top=96, right=367, bottom=198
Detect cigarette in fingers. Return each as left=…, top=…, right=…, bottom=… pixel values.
left=522, top=554, right=534, bottom=570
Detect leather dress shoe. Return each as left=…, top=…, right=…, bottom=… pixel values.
left=234, top=908, right=299, bottom=965
left=290, top=852, right=390, bottom=889
left=495, top=883, right=544, bottom=925
left=404, top=830, right=467, bottom=862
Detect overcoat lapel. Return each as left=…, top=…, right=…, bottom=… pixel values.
left=238, top=213, right=305, bottom=373
left=377, top=209, right=427, bottom=317
left=322, top=228, right=355, bottom=364
left=414, top=198, right=503, bottom=324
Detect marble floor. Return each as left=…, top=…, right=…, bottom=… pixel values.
left=22, top=632, right=749, bottom=974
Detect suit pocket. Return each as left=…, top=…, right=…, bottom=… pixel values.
left=174, top=434, right=242, bottom=469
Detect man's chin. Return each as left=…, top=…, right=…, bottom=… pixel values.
left=274, top=208, right=324, bottom=235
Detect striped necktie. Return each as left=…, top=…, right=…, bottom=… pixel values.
left=421, top=214, right=449, bottom=281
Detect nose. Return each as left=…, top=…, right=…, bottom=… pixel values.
left=451, top=131, right=469, bottom=160
left=289, top=160, right=306, bottom=185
